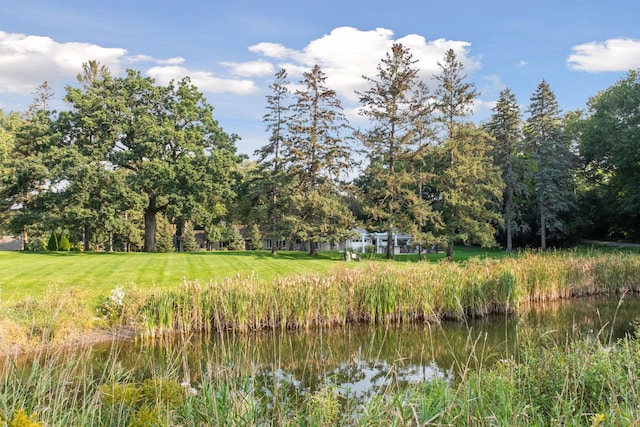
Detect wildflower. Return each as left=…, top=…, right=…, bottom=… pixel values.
left=591, top=413, right=606, bottom=426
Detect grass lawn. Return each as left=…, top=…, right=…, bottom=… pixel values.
left=0, top=246, right=511, bottom=303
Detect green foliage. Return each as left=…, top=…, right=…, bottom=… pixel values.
left=58, top=233, right=71, bottom=251
left=47, top=232, right=58, bottom=251
left=182, top=222, right=199, bottom=252
left=524, top=80, right=575, bottom=249
left=155, top=216, right=174, bottom=253
left=249, top=224, right=262, bottom=250
left=580, top=69, right=640, bottom=239
left=486, top=88, right=528, bottom=251
left=227, top=226, right=245, bottom=251
left=357, top=43, right=436, bottom=259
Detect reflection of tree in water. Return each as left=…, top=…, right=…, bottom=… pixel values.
left=89, top=294, right=640, bottom=399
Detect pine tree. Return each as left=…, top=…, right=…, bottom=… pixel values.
left=48, top=231, right=59, bottom=251
left=249, top=223, right=262, bottom=250
left=255, top=69, right=291, bottom=254
left=357, top=43, right=436, bottom=259
left=155, top=215, right=174, bottom=253
left=485, top=88, right=528, bottom=251
left=284, top=65, right=355, bottom=256
left=183, top=221, right=199, bottom=252
left=431, top=49, right=503, bottom=260
left=524, top=80, right=574, bottom=250
left=434, top=49, right=479, bottom=139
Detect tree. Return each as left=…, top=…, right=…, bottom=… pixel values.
left=431, top=125, right=504, bottom=259
left=434, top=49, right=479, bottom=139
left=254, top=69, right=291, bottom=254
left=64, top=69, right=239, bottom=252
left=579, top=69, right=640, bottom=239
left=183, top=221, right=199, bottom=252
left=249, top=223, right=262, bottom=250
left=485, top=88, right=527, bottom=251
left=357, top=43, right=437, bottom=259
left=284, top=65, right=355, bottom=255
left=48, top=231, right=59, bottom=251
left=430, top=49, right=502, bottom=260
left=0, top=110, right=24, bottom=235
left=155, top=214, right=174, bottom=253
left=524, top=80, right=574, bottom=249
left=1, top=83, right=62, bottom=250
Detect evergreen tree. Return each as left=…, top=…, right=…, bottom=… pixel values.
left=155, top=215, right=174, bottom=253
left=228, top=226, right=245, bottom=251
left=254, top=69, right=292, bottom=254
left=58, top=233, right=71, bottom=251
left=249, top=223, right=262, bottom=250
left=485, top=88, right=528, bottom=251
left=431, top=49, right=503, bottom=259
left=434, top=48, right=479, bottom=139
left=284, top=65, right=355, bottom=256
left=524, top=80, right=574, bottom=250
left=183, top=221, right=199, bottom=252
left=48, top=231, right=59, bottom=251
left=431, top=125, right=504, bottom=259
left=357, top=43, right=437, bottom=259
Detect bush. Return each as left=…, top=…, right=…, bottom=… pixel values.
left=58, top=234, right=71, bottom=251
left=47, top=231, right=59, bottom=251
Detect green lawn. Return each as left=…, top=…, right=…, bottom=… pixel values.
left=0, top=250, right=351, bottom=302
left=0, top=246, right=512, bottom=302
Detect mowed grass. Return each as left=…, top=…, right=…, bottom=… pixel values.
left=0, top=246, right=510, bottom=303
left=0, top=250, right=349, bottom=303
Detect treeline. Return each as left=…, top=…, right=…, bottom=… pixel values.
left=1, top=47, right=639, bottom=257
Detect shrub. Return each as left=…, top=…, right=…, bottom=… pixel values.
left=58, top=234, right=71, bottom=251
left=47, top=232, right=58, bottom=251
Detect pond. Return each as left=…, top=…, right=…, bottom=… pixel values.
left=89, top=293, right=640, bottom=400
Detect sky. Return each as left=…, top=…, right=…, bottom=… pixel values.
left=2, top=0, right=640, bottom=157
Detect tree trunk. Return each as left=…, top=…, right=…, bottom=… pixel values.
left=417, top=245, right=423, bottom=262
left=386, top=229, right=394, bottom=259
left=83, top=225, right=91, bottom=252
left=21, top=229, right=28, bottom=251
left=144, top=209, right=157, bottom=252
left=309, top=239, right=318, bottom=256
left=175, top=220, right=184, bottom=252
left=506, top=217, right=512, bottom=252
left=446, top=240, right=454, bottom=261
left=539, top=199, right=547, bottom=250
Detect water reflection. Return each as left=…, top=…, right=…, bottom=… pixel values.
left=92, top=294, right=640, bottom=398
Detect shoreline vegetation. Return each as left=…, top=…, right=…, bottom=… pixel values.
left=1, top=248, right=639, bottom=356
left=2, top=248, right=640, bottom=425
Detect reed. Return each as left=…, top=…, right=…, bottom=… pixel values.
left=129, top=250, right=640, bottom=340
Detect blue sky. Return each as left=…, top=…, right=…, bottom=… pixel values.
left=2, top=0, right=640, bottom=156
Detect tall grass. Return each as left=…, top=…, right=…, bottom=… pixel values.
left=131, top=249, right=640, bottom=339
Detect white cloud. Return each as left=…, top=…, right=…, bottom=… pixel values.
left=147, top=65, right=259, bottom=95
left=157, top=56, right=186, bottom=65
left=0, top=30, right=127, bottom=94
left=515, top=60, right=528, bottom=67
left=220, top=60, right=275, bottom=77
left=247, top=26, right=480, bottom=102
left=568, top=38, right=640, bottom=72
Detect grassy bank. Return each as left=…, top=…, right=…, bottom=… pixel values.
left=2, top=325, right=640, bottom=425
left=1, top=249, right=640, bottom=354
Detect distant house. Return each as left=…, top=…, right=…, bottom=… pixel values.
left=0, top=235, right=22, bottom=251
left=260, top=228, right=412, bottom=254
